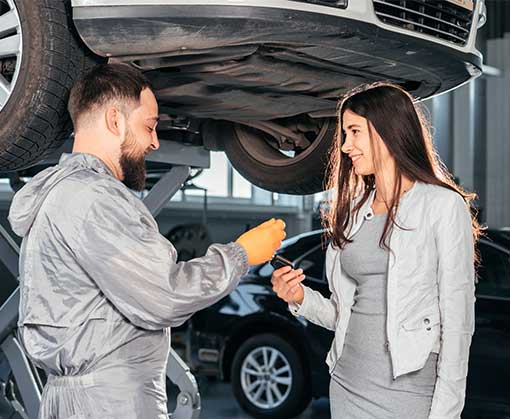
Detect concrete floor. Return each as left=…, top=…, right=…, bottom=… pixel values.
left=1, top=374, right=504, bottom=419
left=167, top=376, right=331, bottom=419
left=0, top=376, right=330, bottom=419
left=167, top=376, right=507, bottom=419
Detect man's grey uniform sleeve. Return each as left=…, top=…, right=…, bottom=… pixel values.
left=71, top=192, right=249, bottom=330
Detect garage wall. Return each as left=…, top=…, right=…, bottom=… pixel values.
left=0, top=189, right=313, bottom=253
left=429, top=32, right=509, bottom=228
left=486, top=34, right=510, bottom=228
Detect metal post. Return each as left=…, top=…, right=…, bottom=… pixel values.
left=0, top=225, right=43, bottom=419
left=166, top=349, right=201, bottom=419
left=143, top=169, right=202, bottom=419
left=144, top=166, right=191, bottom=218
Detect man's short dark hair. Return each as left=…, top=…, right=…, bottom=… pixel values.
left=68, top=63, right=153, bottom=129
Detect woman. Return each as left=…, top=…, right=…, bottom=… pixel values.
left=271, top=82, right=484, bottom=419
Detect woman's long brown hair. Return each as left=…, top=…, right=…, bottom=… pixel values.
left=320, top=81, right=485, bottom=267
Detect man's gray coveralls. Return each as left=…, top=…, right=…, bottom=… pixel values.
left=7, top=152, right=249, bottom=419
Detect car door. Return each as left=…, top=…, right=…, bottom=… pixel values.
left=465, top=240, right=510, bottom=413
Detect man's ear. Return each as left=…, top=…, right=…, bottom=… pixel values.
left=105, top=106, right=123, bottom=137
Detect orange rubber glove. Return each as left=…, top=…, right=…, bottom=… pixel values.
left=235, top=218, right=286, bottom=265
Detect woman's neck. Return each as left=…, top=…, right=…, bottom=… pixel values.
left=374, top=176, right=415, bottom=203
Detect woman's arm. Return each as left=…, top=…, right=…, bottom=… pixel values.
left=287, top=242, right=340, bottom=331
left=288, top=285, right=339, bottom=331
left=429, top=192, right=476, bottom=419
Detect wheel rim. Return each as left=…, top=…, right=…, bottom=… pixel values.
left=234, top=117, right=332, bottom=168
left=0, top=0, right=22, bottom=111
left=240, top=346, right=293, bottom=410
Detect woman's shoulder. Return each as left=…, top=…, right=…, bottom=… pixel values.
left=419, top=182, right=468, bottom=221
left=420, top=182, right=464, bottom=204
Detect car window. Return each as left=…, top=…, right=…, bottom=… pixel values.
left=295, top=244, right=326, bottom=282
left=281, top=235, right=322, bottom=262
left=476, top=242, right=510, bottom=299
left=255, top=234, right=322, bottom=277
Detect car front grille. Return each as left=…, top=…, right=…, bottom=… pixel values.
left=373, top=0, right=475, bottom=46
left=291, top=0, right=349, bottom=9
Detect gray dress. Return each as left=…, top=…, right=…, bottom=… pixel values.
left=329, top=213, right=438, bottom=419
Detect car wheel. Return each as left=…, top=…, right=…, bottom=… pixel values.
left=231, top=334, right=311, bottom=419
left=0, top=0, right=101, bottom=171
left=223, top=116, right=335, bottom=195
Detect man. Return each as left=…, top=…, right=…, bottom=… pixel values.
left=8, top=63, right=285, bottom=419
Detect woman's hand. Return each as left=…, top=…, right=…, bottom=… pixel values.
left=271, top=266, right=305, bottom=304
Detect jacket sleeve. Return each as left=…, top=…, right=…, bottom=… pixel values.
left=288, top=242, right=339, bottom=331
left=70, top=192, right=249, bottom=330
left=429, top=192, right=476, bottom=419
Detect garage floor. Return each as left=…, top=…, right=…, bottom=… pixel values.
left=0, top=374, right=498, bottom=419
left=167, top=376, right=331, bottom=419
left=166, top=375, right=500, bottom=419
left=0, top=376, right=330, bottom=419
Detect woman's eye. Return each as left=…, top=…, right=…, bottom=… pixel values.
left=353, top=129, right=359, bottom=135
left=147, top=127, right=154, bottom=133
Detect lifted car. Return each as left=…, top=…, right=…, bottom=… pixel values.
left=0, top=0, right=486, bottom=193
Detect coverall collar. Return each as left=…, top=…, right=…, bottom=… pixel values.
left=58, top=152, right=115, bottom=178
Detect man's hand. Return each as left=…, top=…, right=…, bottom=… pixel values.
left=271, top=266, right=305, bottom=304
left=235, top=218, right=286, bottom=265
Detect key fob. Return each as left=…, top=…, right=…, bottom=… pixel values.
left=270, top=254, right=295, bottom=270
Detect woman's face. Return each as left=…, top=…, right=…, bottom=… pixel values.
left=340, top=108, right=392, bottom=176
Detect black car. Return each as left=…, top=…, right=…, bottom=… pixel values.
left=186, top=228, right=510, bottom=418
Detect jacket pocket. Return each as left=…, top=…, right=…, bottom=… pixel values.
left=401, top=311, right=440, bottom=331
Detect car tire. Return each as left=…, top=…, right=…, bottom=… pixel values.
left=231, top=334, right=311, bottom=419
left=0, top=0, right=101, bottom=171
left=222, top=117, right=335, bottom=195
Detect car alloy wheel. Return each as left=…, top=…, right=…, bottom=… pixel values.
left=0, top=0, right=22, bottom=111
left=240, top=345, right=292, bottom=410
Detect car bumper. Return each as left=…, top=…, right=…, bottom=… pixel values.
left=72, top=0, right=483, bottom=102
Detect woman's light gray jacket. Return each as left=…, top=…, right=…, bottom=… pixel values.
left=289, top=181, right=475, bottom=419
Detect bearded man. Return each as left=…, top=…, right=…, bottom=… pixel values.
left=8, top=63, right=285, bottom=419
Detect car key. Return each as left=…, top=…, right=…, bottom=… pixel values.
left=270, top=254, right=295, bottom=270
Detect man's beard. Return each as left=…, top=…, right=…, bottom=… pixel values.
left=119, top=127, right=146, bottom=192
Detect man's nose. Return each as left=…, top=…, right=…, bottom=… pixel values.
left=150, top=132, right=160, bottom=151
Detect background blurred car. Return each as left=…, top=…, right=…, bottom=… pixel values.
left=186, top=227, right=510, bottom=418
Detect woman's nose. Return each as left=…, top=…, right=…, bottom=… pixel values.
left=341, top=139, right=352, bottom=154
